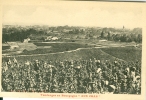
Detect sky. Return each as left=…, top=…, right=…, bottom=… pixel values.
left=2, top=2, right=143, bottom=29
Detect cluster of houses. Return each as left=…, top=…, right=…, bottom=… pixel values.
left=44, top=36, right=59, bottom=41
left=23, top=38, right=31, bottom=43
left=3, top=38, right=32, bottom=50
left=2, top=36, right=60, bottom=51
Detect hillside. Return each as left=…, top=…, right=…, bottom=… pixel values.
left=3, top=48, right=127, bottom=63
left=101, top=46, right=142, bottom=62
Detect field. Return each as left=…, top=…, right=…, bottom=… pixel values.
left=101, top=46, right=142, bottom=62
left=2, top=46, right=141, bottom=64
left=20, top=42, right=92, bottom=55
left=2, top=46, right=10, bottom=50
left=2, top=41, right=142, bottom=64
left=2, top=48, right=118, bottom=62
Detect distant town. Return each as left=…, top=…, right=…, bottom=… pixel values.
left=2, top=25, right=142, bottom=43
left=2, top=25, right=142, bottom=55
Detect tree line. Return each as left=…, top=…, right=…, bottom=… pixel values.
left=100, top=28, right=142, bottom=43
left=2, top=28, right=46, bottom=43
left=2, top=26, right=142, bottom=43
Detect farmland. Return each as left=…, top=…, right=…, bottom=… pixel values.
left=2, top=48, right=122, bottom=62
left=2, top=25, right=142, bottom=64
left=2, top=44, right=141, bottom=63
left=101, top=46, right=142, bottom=62
left=2, top=42, right=93, bottom=55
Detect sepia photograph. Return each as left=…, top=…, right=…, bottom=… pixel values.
left=0, top=1, right=146, bottom=99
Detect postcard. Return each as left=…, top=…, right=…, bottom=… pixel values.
left=0, top=1, right=146, bottom=100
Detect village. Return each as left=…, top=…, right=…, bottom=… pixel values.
left=2, top=25, right=142, bottom=55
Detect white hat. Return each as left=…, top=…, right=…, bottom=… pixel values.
left=135, top=76, right=140, bottom=79
left=126, top=67, right=129, bottom=72
left=114, top=61, right=117, bottom=63
left=105, top=80, right=109, bottom=85
left=97, top=60, right=100, bottom=63
left=77, top=66, right=81, bottom=69
left=109, top=85, right=116, bottom=90
left=25, top=61, right=30, bottom=65
left=97, top=68, right=101, bottom=73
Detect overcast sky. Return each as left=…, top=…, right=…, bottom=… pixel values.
left=2, top=2, right=143, bottom=29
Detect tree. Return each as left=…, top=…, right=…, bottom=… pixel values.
left=120, top=34, right=127, bottom=42
left=137, top=34, right=142, bottom=43
left=107, top=31, right=111, bottom=40
left=101, top=31, right=105, bottom=38
left=114, top=34, right=121, bottom=42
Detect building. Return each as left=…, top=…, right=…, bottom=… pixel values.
left=63, top=29, right=73, bottom=33
left=23, top=38, right=30, bottom=43
left=52, top=37, right=59, bottom=40
left=44, top=36, right=52, bottom=41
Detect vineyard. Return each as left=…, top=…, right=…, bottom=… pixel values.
left=2, top=43, right=142, bottom=94
left=2, top=46, right=141, bottom=94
